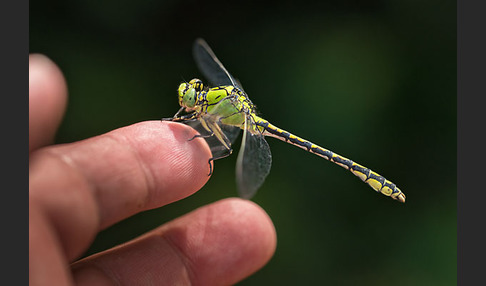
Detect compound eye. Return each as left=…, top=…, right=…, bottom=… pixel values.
left=183, top=88, right=196, bottom=108
left=178, top=83, right=188, bottom=105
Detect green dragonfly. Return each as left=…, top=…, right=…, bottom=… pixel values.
left=163, top=38, right=405, bottom=203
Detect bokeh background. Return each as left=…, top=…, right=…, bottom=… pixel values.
left=30, top=0, right=456, bottom=285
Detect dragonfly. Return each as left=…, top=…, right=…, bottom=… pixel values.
left=163, top=38, right=405, bottom=203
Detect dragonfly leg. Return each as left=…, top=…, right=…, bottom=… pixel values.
left=188, top=132, right=214, bottom=141
left=207, top=148, right=233, bottom=176
left=161, top=111, right=198, bottom=122
left=208, top=158, right=214, bottom=176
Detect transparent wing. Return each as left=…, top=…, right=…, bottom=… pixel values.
left=184, top=115, right=240, bottom=159
left=235, top=116, right=272, bottom=199
left=193, top=38, right=245, bottom=91
left=208, top=121, right=241, bottom=159
left=221, top=123, right=242, bottom=145
left=183, top=119, right=225, bottom=158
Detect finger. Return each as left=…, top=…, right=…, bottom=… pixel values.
left=71, top=198, right=277, bottom=286
left=29, top=121, right=212, bottom=260
left=29, top=54, right=67, bottom=152
left=30, top=203, right=73, bottom=286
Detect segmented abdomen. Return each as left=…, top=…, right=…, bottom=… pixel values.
left=256, top=118, right=405, bottom=203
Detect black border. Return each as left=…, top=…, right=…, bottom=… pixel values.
left=458, top=0, right=485, bottom=285
left=5, top=0, right=29, bottom=284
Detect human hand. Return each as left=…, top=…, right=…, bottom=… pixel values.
left=29, top=54, right=277, bottom=285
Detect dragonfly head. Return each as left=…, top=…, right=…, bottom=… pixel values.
left=178, top=78, right=204, bottom=110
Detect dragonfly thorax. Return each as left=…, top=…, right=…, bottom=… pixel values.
left=177, top=78, right=205, bottom=109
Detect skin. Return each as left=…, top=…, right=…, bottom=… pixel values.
left=29, top=54, right=277, bottom=286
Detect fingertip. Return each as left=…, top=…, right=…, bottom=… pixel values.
left=163, top=197, right=277, bottom=285
left=97, top=120, right=215, bottom=223
left=124, top=121, right=213, bottom=208
left=29, top=54, right=68, bottom=151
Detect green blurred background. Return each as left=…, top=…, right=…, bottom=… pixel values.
left=30, top=0, right=456, bottom=285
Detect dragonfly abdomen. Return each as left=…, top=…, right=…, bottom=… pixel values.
left=257, top=119, right=405, bottom=203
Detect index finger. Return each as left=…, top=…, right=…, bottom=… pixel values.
left=29, top=121, right=212, bottom=259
